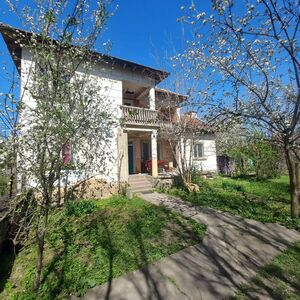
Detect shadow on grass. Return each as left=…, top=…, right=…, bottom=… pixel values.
left=82, top=208, right=205, bottom=300
left=87, top=215, right=115, bottom=300
left=234, top=242, right=300, bottom=299
left=6, top=200, right=204, bottom=300
left=173, top=178, right=298, bottom=229
left=127, top=218, right=164, bottom=300
left=36, top=214, right=116, bottom=299
left=40, top=225, right=73, bottom=299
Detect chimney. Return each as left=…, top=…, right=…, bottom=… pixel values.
left=184, top=111, right=197, bottom=118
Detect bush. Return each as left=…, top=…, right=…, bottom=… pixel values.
left=229, top=146, right=253, bottom=177
left=65, top=200, right=96, bottom=216
left=248, top=137, right=281, bottom=180
left=228, top=134, right=281, bottom=180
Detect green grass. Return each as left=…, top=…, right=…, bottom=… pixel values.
left=215, top=175, right=290, bottom=202
left=0, top=196, right=206, bottom=300
left=167, top=175, right=300, bottom=230
left=232, top=241, right=300, bottom=299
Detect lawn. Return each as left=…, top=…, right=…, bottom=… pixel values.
left=233, top=241, right=300, bottom=299
left=0, top=196, right=206, bottom=300
left=167, top=175, right=300, bottom=230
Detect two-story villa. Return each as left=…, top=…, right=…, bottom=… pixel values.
left=0, top=23, right=217, bottom=195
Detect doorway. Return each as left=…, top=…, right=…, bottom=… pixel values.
left=128, top=142, right=134, bottom=174
left=141, top=142, right=150, bottom=173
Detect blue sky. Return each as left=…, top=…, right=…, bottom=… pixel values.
left=0, top=0, right=213, bottom=93
left=101, top=0, right=190, bottom=67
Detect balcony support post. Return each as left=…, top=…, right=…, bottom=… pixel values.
left=149, top=87, right=155, bottom=110
left=151, top=129, right=158, bottom=177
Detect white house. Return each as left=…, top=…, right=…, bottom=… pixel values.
left=0, top=23, right=217, bottom=194
left=181, top=112, right=218, bottom=174
left=192, top=135, right=218, bottom=172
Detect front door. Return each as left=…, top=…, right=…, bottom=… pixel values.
left=128, top=142, right=134, bottom=174
left=141, top=142, right=150, bottom=173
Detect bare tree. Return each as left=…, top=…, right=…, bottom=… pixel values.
left=179, top=0, right=300, bottom=217
left=159, top=96, right=212, bottom=190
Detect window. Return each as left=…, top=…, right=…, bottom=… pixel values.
left=62, top=142, right=72, bottom=165
left=194, top=143, right=204, bottom=158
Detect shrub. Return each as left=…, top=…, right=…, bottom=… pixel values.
left=65, top=200, right=96, bottom=216
left=248, top=137, right=281, bottom=180
left=229, top=145, right=253, bottom=177
left=228, top=134, right=281, bottom=180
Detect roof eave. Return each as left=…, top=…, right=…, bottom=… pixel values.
left=0, top=22, right=170, bottom=83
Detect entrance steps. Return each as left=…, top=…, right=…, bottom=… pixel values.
left=128, top=174, right=154, bottom=194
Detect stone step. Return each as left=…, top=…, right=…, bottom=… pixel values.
left=128, top=175, right=153, bottom=194
left=129, top=175, right=151, bottom=180
left=129, top=182, right=152, bottom=189
left=129, top=178, right=152, bottom=185
left=128, top=175, right=152, bottom=178
left=128, top=180, right=151, bottom=185
left=130, top=187, right=153, bottom=193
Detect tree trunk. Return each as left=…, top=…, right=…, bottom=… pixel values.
left=33, top=204, right=49, bottom=290
left=33, top=226, right=45, bottom=290
left=285, top=147, right=299, bottom=219
left=58, top=169, right=62, bottom=205
left=294, top=163, right=300, bottom=216
left=8, top=169, right=15, bottom=199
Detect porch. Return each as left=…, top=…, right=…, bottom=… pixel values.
left=117, top=129, right=175, bottom=182
left=127, top=131, right=174, bottom=175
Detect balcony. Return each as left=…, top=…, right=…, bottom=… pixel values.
left=121, top=105, right=160, bottom=127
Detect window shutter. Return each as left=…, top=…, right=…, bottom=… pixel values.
left=63, top=143, right=71, bottom=164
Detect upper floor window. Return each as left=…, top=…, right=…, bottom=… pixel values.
left=62, top=142, right=72, bottom=165
left=194, top=143, right=204, bottom=158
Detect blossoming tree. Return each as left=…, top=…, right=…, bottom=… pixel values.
left=179, top=0, right=300, bottom=217
left=1, top=0, right=116, bottom=289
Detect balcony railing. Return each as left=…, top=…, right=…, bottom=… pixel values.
left=121, top=105, right=159, bottom=126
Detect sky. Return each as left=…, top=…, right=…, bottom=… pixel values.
left=0, top=0, right=213, bottom=94
left=100, top=0, right=192, bottom=68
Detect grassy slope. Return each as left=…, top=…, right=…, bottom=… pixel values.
left=233, top=241, right=300, bottom=299
left=168, top=175, right=300, bottom=230
left=0, top=196, right=206, bottom=300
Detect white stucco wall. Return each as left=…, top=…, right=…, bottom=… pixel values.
left=187, top=134, right=218, bottom=172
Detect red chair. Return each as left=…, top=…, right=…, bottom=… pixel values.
left=145, top=160, right=165, bottom=173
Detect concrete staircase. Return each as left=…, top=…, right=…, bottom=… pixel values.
left=128, top=174, right=153, bottom=194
